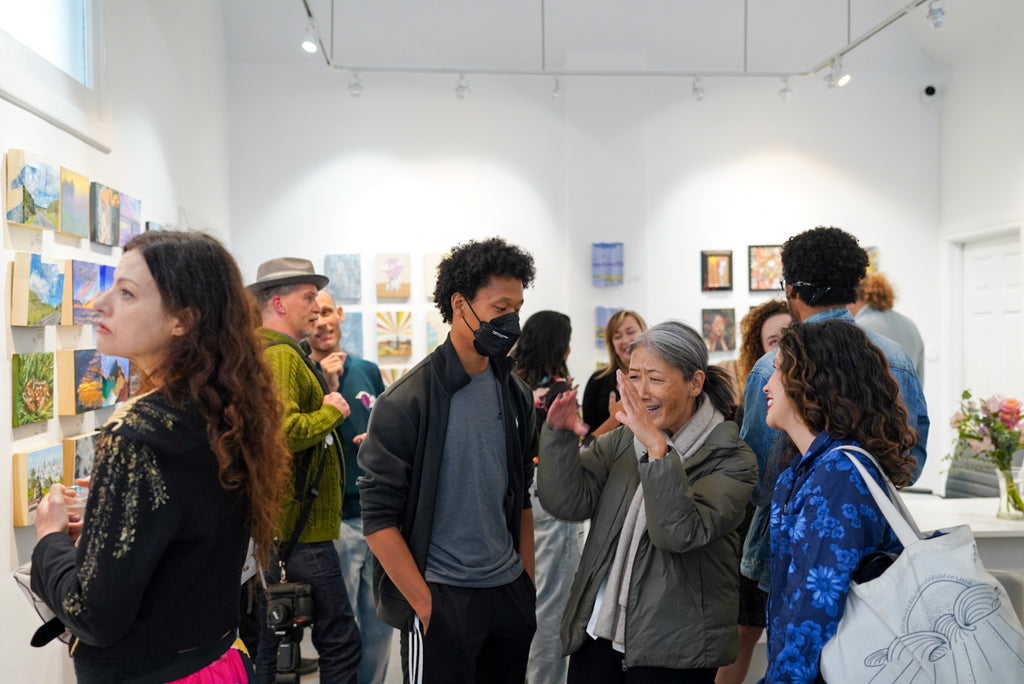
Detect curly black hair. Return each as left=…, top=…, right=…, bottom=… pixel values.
left=780, top=226, right=868, bottom=307
left=433, top=237, right=536, bottom=323
left=513, top=310, right=572, bottom=388
left=775, top=320, right=917, bottom=486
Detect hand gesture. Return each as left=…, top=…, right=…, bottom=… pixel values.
left=606, top=391, right=624, bottom=422
left=35, top=484, right=71, bottom=541
left=319, top=352, right=346, bottom=392
left=324, top=391, right=351, bottom=418
left=614, top=370, right=668, bottom=459
left=546, top=389, right=589, bottom=436
left=353, top=432, right=367, bottom=445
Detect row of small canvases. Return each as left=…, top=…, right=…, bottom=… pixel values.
left=323, top=253, right=445, bottom=303
left=13, top=433, right=98, bottom=527
left=6, top=149, right=160, bottom=246
left=700, top=244, right=880, bottom=292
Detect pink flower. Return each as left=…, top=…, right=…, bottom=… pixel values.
left=986, top=395, right=1004, bottom=414
left=998, top=398, right=1023, bottom=430
left=950, top=411, right=965, bottom=427
left=968, top=437, right=994, bottom=454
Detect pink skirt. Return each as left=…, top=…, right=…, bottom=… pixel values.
left=166, top=646, right=251, bottom=684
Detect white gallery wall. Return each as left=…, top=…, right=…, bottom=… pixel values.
left=0, top=1, right=231, bottom=680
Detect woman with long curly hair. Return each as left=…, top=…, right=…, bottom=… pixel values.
left=761, top=320, right=916, bottom=683
left=32, top=231, right=290, bottom=683
left=736, top=300, right=791, bottom=401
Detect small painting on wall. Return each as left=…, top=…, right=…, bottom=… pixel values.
left=90, top=182, right=121, bottom=246
left=701, top=308, right=736, bottom=352
left=380, top=366, right=410, bottom=386
left=748, top=245, right=783, bottom=291
left=701, top=251, right=733, bottom=292
left=6, top=149, right=60, bottom=229
left=592, top=243, right=624, bottom=287
left=425, top=310, right=446, bottom=354
left=11, top=252, right=66, bottom=326
left=340, top=311, right=363, bottom=358
left=13, top=443, right=65, bottom=526
left=12, top=352, right=55, bottom=426
left=324, top=254, right=361, bottom=302
left=595, top=306, right=623, bottom=348
left=63, top=431, right=99, bottom=483
left=375, top=253, right=411, bottom=299
left=63, top=260, right=114, bottom=326
left=57, top=349, right=131, bottom=415
left=865, top=246, right=880, bottom=273
left=59, top=167, right=91, bottom=238
left=118, top=193, right=143, bottom=247
left=423, top=253, right=443, bottom=302
left=376, top=310, right=413, bottom=357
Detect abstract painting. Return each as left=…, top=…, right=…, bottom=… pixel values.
left=380, top=366, right=410, bottom=386
left=63, top=432, right=99, bottom=483
left=423, top=253, right=443, bottom=302
left=324, top=254, right=361, bottom=302
left=6, top=149, right=59, bottom=229
left=701, top=308, right=736, bottom=352
left=425, top=310, right=446, bottom=353
left=11, top=252, right=66, bottom=326
left=13, top=443, right=64, bottom=526
left=90, top=182, right=121, bottom=246
left=748, top=245, right=783, bottom=291
left=57, top=349, right=131, bottom=415
left=63, top=260, right=114, bottom=326
left=59, top=167, right=91, bottom=238
left=595, top=306, right=623, bottom=348
left=375, top=253, right=411, bottom=299
left=118, top=193, right=143, bottom=247
left=865, top=245, right=880, bottom=273
left=12, top=352, right=55, bottom=426
left=701, top=251, right=733, bottom=292
left=340, top=311, right=364, bottom=358
left=376, top=310, right=413, bottom=357
left=592, top=242, right=624, bottom=287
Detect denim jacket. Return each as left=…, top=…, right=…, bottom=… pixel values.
left=739, top=307, right=928, bottom=590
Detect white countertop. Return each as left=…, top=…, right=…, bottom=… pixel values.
left=901, top=492, right=1024, bottom=538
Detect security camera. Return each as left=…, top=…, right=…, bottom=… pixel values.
left=920, top=84, right=938, bottom=103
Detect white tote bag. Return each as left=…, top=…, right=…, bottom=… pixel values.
left=819, top=446, right=1024, bottom=683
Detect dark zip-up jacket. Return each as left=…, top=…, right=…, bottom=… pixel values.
left=357, top=335, right=538, bottom=628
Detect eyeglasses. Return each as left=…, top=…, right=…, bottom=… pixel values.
left=779, top=278, right=815, bottom=292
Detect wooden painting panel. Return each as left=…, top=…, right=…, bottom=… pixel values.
left=59, top=167, right=91, bottom=238
left=62, top=432, right=99, bottom=484
left=11, top=252, right=66, bottom=326
left=63, top=260, right=114, bottom=326
left=375, top=253, right=411, bottom=299
left=376, top=310, right=413, bottom=357
left=13, top=443, right=64, bottom=526
left=380, top=366, right=410, bottom=386
left=6, top=149, right=60, bottom=229
left=340, top=311, right=363, bottom=358
left=425, top=310, right=445, bottom=354
left=118, top=193, right=142, bottom=247
left=12, top=352, right=54, bottom=426
left=57, top=349, right=131, bottom=415
left=90, top=182, right=120, bottom=246
left=324, top=254, right=361, bottom=302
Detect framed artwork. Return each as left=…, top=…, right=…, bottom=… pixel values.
left=423, top=253, right=443, bottom=302
left=63, top=431, right=99, bottom=483
left=425, top=310, right=446, bottom=354
left=13, top=443, right=64, bottom=526
left=145, top=221, right=168, bottom=232
left=701, top=250, right=733, bottom=291
left=12, top=352, right=55, bottom=426
left=59, top=166, right=91, bottom=238
left=340, top=311, right=364, bottom=358
left=748, top=244, right=783, bottom=291
left=865, top=246, right=880, bottom=273
left=375, top=253, right=411, bottom=299
left=324, top=254, right=361, bottom=302
left=380, top=366, right=410, bottom=386
left=90, top=181, right=121, bottom=246
left=62, top=260, right=114, bottom=325
left=701, top=308, right=736, bottom=352
left=57, top=349, right=131, bottom=415
left=376, top=311, right=413, bottom=357
left=592, top=242, right=624, bottom=287
left=11, top=252, right=66, bottom=326
left=595, top=306, right=623, bottom=348
left=6, top=149, right=60, bottom=229
left=118, top=193, right=143, bottom=247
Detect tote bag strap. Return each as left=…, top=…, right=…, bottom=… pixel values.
left=839, top=446, right=923, bottom=547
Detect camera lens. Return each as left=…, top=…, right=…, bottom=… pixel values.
left=268, top=602, right=291, bottom=628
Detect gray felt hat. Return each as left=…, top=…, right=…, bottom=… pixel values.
left=248, top=257, right=329, bottom=292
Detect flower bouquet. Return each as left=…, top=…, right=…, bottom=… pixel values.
left=949, top=390, right=1024, bottom=518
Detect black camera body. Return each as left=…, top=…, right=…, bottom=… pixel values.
left=266, top=581, right=314, bottom=636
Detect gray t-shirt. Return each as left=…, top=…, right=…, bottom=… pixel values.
left=424, top=369, right=523, bottom=587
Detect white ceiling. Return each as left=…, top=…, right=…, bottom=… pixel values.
left=221, top=0, right=1020, bottom=76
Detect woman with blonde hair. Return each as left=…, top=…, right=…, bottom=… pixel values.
left=582, top=310, right=647, bottom=442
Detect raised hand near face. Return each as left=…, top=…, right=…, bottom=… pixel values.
left=614, top=369, right=669, bottom=459
left=546, top=389, right=589, bottom=437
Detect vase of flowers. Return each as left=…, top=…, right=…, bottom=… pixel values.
left=949, top=390, right=1024, bottom=520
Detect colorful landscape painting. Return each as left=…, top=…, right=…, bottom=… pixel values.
left=6, top=149, right=60, bottom=229
left=63, top=432, right=99, bottom=483
left=324, top=254, right=361, bottom=302
left=90, top=182, right=121, bottom=246
left=11, top=252, right=65, bottom=326
left=12, top=352, right=55, bottom=426
left=376, top=310, right=413, bottom=357
left=59, top=167, right=91, bottom=238
left=375, top=253, right=411, bottom=299
left=119, top=193, right=143, bottom=247
left=340, top=311, right=364, bottom=358
left=64, top=260, right=114, bottom=325
left=58, top=349, right=131, bottom=415
left=13, top=443, right=64, bottom=526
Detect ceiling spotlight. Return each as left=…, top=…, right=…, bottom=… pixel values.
left=347, top=72, right=362, bottom=98
left=692, top=77, right=705, bottom=102
left=301, top=21, right=319, bottom=54
left=550, top=77, right=561, bottom=99
left=778, top=77, right=792, bottom=103
left=825, top=58, right=851, bottom=88
left=927, top=0, right=945, bottom=29
left=455, top=74, right=470, bottom=99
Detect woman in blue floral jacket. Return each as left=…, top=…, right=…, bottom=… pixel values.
left=758, top=320, right=918, bottom=683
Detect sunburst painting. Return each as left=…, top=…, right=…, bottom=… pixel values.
left=376, top=310, right=413, bottom=357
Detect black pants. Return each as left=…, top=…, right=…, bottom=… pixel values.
left=568, top=636, right=716, bottom=684
left=400, top=570, right=536, bottom=684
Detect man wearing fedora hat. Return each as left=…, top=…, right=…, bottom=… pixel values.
left=250, top=257, right=361, bottom=683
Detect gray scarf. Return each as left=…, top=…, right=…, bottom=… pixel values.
left=591, top=398, right=723, bottom=649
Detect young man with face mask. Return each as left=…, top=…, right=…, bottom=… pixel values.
left=358, top=237, right=539, bottom=684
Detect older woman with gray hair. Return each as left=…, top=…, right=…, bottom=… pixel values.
left=541, top=321, right=756, bottom=684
